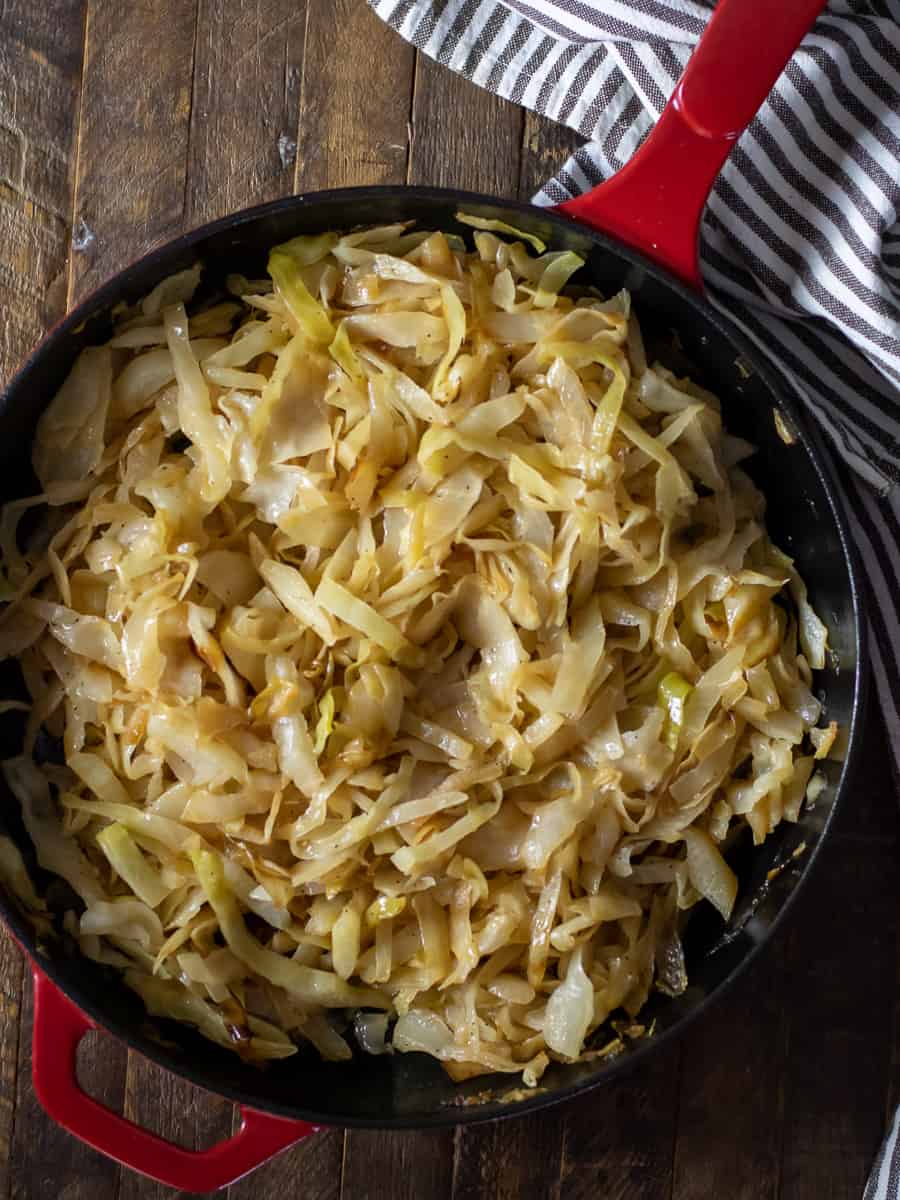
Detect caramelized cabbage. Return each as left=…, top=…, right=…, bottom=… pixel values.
left=0, top=220, right=831, bottom=1085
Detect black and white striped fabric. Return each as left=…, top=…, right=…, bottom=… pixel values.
left=866, top=1103, right=900, bottom=1200
left=370, top=0, right=900, bottom=801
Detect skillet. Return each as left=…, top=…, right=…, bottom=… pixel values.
left=0, top=0, right=866, bottom=1189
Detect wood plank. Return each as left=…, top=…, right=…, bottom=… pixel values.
left=10, top=972, right=123, bottom=1200
left=437, top=97, right=573, bottom=1200
left=345, top=39, right=529, bottom=1200
left=341, top=1129, right=454, bottom=1200
left=100, top=9, right=326, bottom=1186
left=407, top=54, right=522, bottom=196
left=297, top=0, right=414, bottom=192
left=119, top=1054, right=234, bottom=1200
left=181, top=10, right=324, bottom=1192
left=61, top=7, right=203, bottom=1189
left=518, top=111, right=584, bottom=201
left=558, top=1043, right=681, bottom=1200
left=0, top=933, right=23, bottom=1200
left=0, top=4, right=90, bottom=1194
left=832, top=703, right=893, bottom=841
left=671, top=947, right=785, bottom=1200
left=397, top=95, right=571, bottom=1200
left=0, top=0, right=85, bottom=378
left=777, top=741, right=898, bottom=1200
left=672, top=711, right=896, bottom=1200
left=68, top=0, right=199, bottom=302
left=228, top=1128, right=343, bottom=1200
left=298, top=13, right=415, bottom=1194
left=67, top=5, right=340, bottom=1195
left=452, top=1106, right=569, bottom=1200
left=187, top=0, right=307, bottom=226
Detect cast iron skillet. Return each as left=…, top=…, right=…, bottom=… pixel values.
left=0, top=0, right=866, bottom=1190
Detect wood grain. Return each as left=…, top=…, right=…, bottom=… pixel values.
left=671, top=949, right=786, bottom=1200
left=119, top=1054, right=234, bottom=1200
left=228, top=1129, right=343, bottom=1200
left=778, top=829, right=898, bottom=1197
left=559, top=1044, right=681, bottom=1200
left=0, top=933, right=23, bottom=1199
left=0, top=0, right=85, bottom=376
left=518, top=110, right=584, bottom=201
left=305, top=9, right=416, bottom=1192
left=187, top=0, right=307, bottom=226
left=407, top=53, right=522, bottom=196
left=63, top=5, right=207, bottom=1183
left=297, top=0, right=414, bottom=192
left=68, top=0, right=199, bottom=301
left=0, top=4, right=93, bottom=1194
left=452, top=1107, right=568, bottom=1200
left=341, top=1129, right=455, bottom=1200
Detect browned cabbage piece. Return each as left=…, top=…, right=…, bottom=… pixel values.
left=0, top=216, right=831, bottom=1082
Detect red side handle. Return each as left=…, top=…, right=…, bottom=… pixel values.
left=556, top=0, right=828, bottom=290
left=31, top=967, right=316, bottom=1193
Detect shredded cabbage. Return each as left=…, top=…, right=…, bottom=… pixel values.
left=33, top=347, right=112, bottom=488
left=0, top=220, right=831, bottom=1085
left=454, top=211, right=547, bottom=253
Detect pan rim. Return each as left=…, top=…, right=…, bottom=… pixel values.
left=0, top=184, right=869, bottom=1129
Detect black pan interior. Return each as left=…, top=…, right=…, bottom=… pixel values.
left=0, top=188, right=865, bottom=1128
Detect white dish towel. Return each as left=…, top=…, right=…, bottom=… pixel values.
left=370, top=0, right=900, bottom=1192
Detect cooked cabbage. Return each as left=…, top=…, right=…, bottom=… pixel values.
left=0, top=219, right=832, bottom=1085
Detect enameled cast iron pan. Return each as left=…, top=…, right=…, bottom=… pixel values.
left=0, top=0, right=867, bottom=1190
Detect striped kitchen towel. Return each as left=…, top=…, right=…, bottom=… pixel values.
left=867, top=1102, right=900, bottom=1200
left=370, top=0, right=900, bottom=791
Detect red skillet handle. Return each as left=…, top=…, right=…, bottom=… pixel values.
left=31, top=967, right=316, bottom=1193
left=555, top=0, right=828, bottom=290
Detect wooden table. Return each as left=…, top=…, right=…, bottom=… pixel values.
left=0, top=3, right=896, bottom=1197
